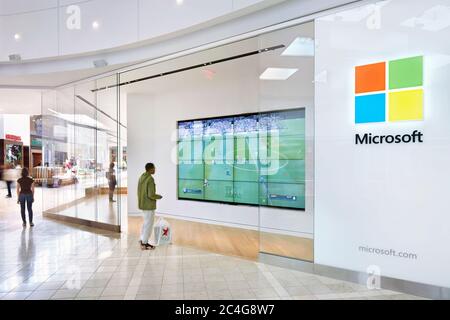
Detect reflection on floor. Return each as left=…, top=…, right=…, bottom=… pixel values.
left=48, top=194, right=127, bottom=226
left=128, top=217, right=313, bottom=261
left=260, top=233, right=313, bottom=261
left=33, top=182, right=312, bottom=261
left=0, top=209, right=423, bottom=300
left=37, top=175, right=128, bottom=214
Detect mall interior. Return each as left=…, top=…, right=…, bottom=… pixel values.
left=0, top=0, right=449, bottom=300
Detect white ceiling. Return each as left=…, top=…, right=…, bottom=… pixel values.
left=0, top=61, right=134, bottom=87
left=0, top=21, right=314, bottom=116
left=0, top=0, right=281, bottom=62
left=121, top=21, right=314, bottom=96
left=0, top=88, right=42, bottom=114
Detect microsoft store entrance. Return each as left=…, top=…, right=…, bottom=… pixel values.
left=122, top=21, right=315, bottom=262
left=2, top=21, right=315, bottom=264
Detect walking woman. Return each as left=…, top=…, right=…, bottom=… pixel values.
left=16, top=168, right=35, bottom=227
left=4, top=163, right=17, bottom=198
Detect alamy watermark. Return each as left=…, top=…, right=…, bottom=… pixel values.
left=366, top=265, right=381, bottom=290
left=359, top=245, right=418, bottom=290
left=172, top=128, right=285, bottom=175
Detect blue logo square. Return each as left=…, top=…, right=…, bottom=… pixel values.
left=355, top=93, right=386, bottom=124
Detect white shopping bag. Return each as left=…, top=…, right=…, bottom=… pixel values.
left=153, top=217, right=172, bottom=246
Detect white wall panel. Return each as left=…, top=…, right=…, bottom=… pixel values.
left=58, top=0, right=139, bottom=56
left=314, top=0, right=450, bottom=288
left=0, top=0, right=358, bottom=74
left=0, top=9, right=58, bottom=61
left=58, top=0, right=91, bottom=5
left=138, top=0, right=233, bottom=40
left=0, top=0, right=56, bottom=15
left=233, top=0, right=265, bottom=10
left=1, top=114, right=31, bottom=145
left=0, top=89, right=42, bottom=115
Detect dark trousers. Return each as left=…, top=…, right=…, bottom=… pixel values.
left=19, top=194, right=33, bottom=223
left=109, top=183, right=116, bottom=201
left=6, top=181, right=12, bottom=197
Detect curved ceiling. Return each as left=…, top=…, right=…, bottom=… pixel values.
left=0, top=0, right=361, bottom=88
left=0, top=0, right=285, bottom=63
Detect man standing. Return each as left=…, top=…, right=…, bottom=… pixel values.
left=107, top=162, right=117, bottom=202
left=137, top=163, right=162, bottom=250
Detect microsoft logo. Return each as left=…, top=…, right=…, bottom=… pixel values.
left=355, top=56, right=423, bottom=124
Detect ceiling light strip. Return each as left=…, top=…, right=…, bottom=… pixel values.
left=91, top=44, right=285, bottom=93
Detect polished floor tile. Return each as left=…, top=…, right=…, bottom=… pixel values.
left=0, top=193, right=424, bottom=301
left=26, top=289, right=57, bottom=300
left=2, top=291, right=33, bottom=300
left=77, top=287, right=105, bottom=298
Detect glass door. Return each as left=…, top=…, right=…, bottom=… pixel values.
left=257, top=22, right=315, bottom=262
left=41, top=74, right=123, bottom=231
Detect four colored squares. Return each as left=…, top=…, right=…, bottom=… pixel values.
left=355, top=56, right=423, bottom=124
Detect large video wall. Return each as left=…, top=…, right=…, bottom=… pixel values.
left=177, top=109, right=305, bottom=209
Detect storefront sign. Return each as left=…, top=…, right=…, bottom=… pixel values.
left=354, top=56, right=424, bottom=145
left=31, top=138, right=42, bottom=148
left=355, top=130, right=424, bottom=145
left=355, top=56, right=423, bottom=124
left=5, top=134, right=21, bottom=142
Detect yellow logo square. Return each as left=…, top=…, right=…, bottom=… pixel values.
left=388, top=89, right=423, bottom=122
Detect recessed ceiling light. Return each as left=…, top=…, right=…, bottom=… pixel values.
left=401, top=5, right=450, bottom=32
left=282, top=37, right=314, bottom=56
left=176, top=0, right=184, bottom=5
left=14, top=33, right=21, bottom=41
left=92, top=21, right=100, bottom=30
left=259, top=68, right=298, bottom=80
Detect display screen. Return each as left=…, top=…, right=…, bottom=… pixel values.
left=5, top=144, right=22, bottom=165
left=177, top=109, right=305, bottom=209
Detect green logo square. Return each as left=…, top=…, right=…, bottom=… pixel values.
left=389, top=56, right=423, bottom=90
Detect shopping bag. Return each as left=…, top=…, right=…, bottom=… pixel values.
left=153, top=217, right=172, bottom=246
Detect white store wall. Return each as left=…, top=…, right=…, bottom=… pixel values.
left=314, top=0, right=450, bottom=288
left=0, top=114, right=31, bottom=146
left=0, top=89, right=42, bottom=115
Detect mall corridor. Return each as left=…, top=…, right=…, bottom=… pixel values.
left=0, top=193, right=420, bottom=300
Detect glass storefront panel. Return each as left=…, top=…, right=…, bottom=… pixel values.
left=41, top=74, right=123, bottom=229
left=40, top=88, right=78, bottom=214
left=39, top=16, right=315, bottom=259
left=118, top=28, right=315, bottom=261
left=257, top=22, right=315, bottom=261
left=119, top=37, right=261, bottom=258
left=73, top=81, right=98, bottom=222
left=96, top=74, right=122, bottom=226
left=39, top=15, right=314, bottom=260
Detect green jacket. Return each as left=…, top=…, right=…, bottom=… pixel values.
left=137, top=172, right=162, bottom=210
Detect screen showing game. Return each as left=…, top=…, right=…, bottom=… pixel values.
left=177, top=109, right=305, bottom=209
